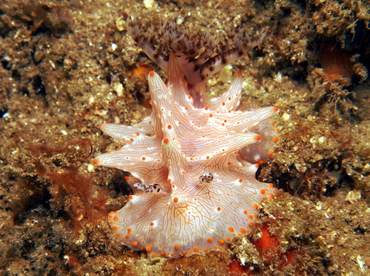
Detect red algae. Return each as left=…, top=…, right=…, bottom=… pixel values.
left=319, top=41, right=354, bottom=86
left=253, top=224, right=280, bottom=262
left=229, top=260, right=254, bottom=276
left=28, top=139, right=108, bottom=231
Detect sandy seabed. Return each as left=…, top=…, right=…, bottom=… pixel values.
left=0, top=0, right=369, bottom=275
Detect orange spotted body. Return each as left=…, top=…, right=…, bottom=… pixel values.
left=94, top=54, right=277, bottom=258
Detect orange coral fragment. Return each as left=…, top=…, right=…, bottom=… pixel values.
left=130, top=64, right=153, bottom=80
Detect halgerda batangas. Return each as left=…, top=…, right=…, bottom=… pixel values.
left=93, top=17, right=278, bottom=258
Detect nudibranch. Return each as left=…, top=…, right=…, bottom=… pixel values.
left=126, top=16, right=267, bottom=108
left=93, top=18, right=278, bottom=258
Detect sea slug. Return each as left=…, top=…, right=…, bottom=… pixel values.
left=93, top=18, right=278, bottom=258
